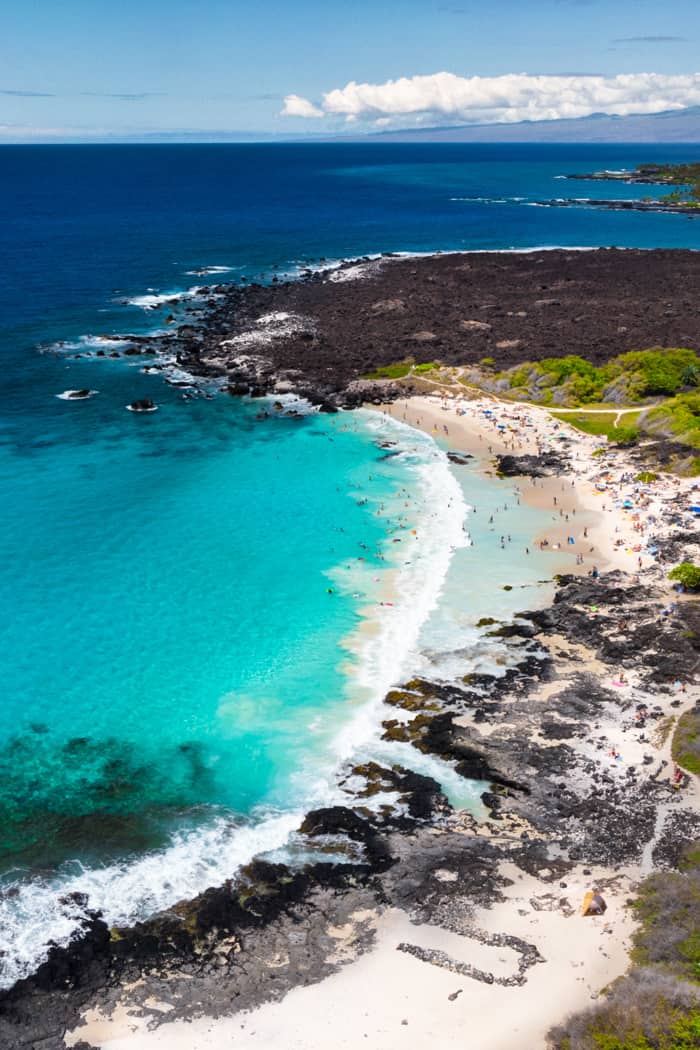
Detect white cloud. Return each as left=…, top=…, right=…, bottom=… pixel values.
left=281, top=71, right=700, bottom=126
left=280, top=94, right=324, bottom=118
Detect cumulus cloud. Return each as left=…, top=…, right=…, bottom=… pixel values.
left=281, top=71, right=700, bottom=126
left=281, top=94, right=324, bottom=118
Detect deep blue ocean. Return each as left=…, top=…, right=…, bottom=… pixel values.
left=1, top=142, right=699, bottom=986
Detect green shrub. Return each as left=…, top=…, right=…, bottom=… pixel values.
left=504, top=349, right=700, bottom=407
left=635, top=472, right=658, bottom=483
left=612, top=349, right=700, bottom=398
left=671, top=710, right=700, bottom=776
left=549, top=848, right=700, bottom=1050
left=668, top=563, right=700, bottom=590
left=363, top=361, right=413, bottom=380
left=548, top=971, right=700, bottom=1049
left=613, top=426, right=639, bottom=446
left=646, top=394, right=700, bottom=449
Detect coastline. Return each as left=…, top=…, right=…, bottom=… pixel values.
left=44, top=393, right=700, bottom=1050
left=5, top=247, right=700, bottom=1050
left=374, top=393, right=646, bottom=576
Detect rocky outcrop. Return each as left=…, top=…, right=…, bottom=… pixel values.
left=496, top=452, right=569, bottom=477
left=118, top=249, right=700, bottom=410
left=126, top=398, right=157, bottom=413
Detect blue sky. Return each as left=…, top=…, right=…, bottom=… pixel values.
left=1, top=0, right=699, bottom=139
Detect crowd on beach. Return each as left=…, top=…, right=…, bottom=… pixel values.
left=391, top=393, right=700, bottom=580
left=378, top=392, right=700, bottom=796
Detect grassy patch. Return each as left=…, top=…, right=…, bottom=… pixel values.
left=672, top=710, right=700, bottom=775
left=550, top=411, right=641, bottom=441
left=363, top=360, right=413, bottom=380
left=550, top=411, right=619, bottom=437
left=363, top=359, right=441, bottom=380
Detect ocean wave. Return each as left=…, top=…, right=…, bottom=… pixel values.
left=0, top=413, right=471, bottom=990
left=124, top=285, right=204, bottom=310
left=329, top=412, right=468, bottom=761
left=184, top=265, right=237, bottom=276
left=0, top=810, right=302, bottom=989
left=47, top=334, right=133, bottom=354
left=449, top=196, right=511, bottom=204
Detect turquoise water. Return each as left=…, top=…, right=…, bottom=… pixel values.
left=2, top=141, right=697, bottom=987
left=0, top=398, right=412, bottom=862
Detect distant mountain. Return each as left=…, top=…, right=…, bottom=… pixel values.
left=346, top=106, right=700, bottom=143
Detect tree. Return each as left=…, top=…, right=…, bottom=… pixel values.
left=681, top=364, right=700, bottom=388
left=668, top=563, right=700, bottom=590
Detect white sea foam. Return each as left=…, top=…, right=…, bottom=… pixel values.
left=0, top=810, right=302, bottom=989
left=0, top=414, right=470, bottom=990
left=55, top=389, right=98, bottom=401
left=48, top=335, right=134, bottom=354
left=329, top=412, right=468, bottom=760
left=125, top=286, right=204, bottom=310
left=184, top=265, right=237, bottom=276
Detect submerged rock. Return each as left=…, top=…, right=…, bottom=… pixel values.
left=126, top=398, right=158, bottom=413
left=56, top=389, right=97, bottom=401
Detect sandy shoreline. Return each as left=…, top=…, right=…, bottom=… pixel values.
left=60, top=393, right=700, bottom=1050
left=377, top=393, right=653, bottom=574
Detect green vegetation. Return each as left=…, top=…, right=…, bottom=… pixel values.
left=636, top=162, right=700, bottom=205
left=646, top=394, right=700, bottom=451
left=363, top=360, right=413, bottom=380
left=614, top=425, right=641, bottom=447
left=361, top=347, right=700, bottom=473
left=506, top=349, right=700, bottom=407
left=668, top=564, right=700, bottom=591
left=636, top=472, right=659, bottom=483
left=550, top=410, right=619, bottom=436
left=363, top=359, right=439, bottom=380
left=549, top=846, right=700, bottom=1049
left=549, top=411, right=640, bottom=444
left=672, top=711, right=700, bottom=775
